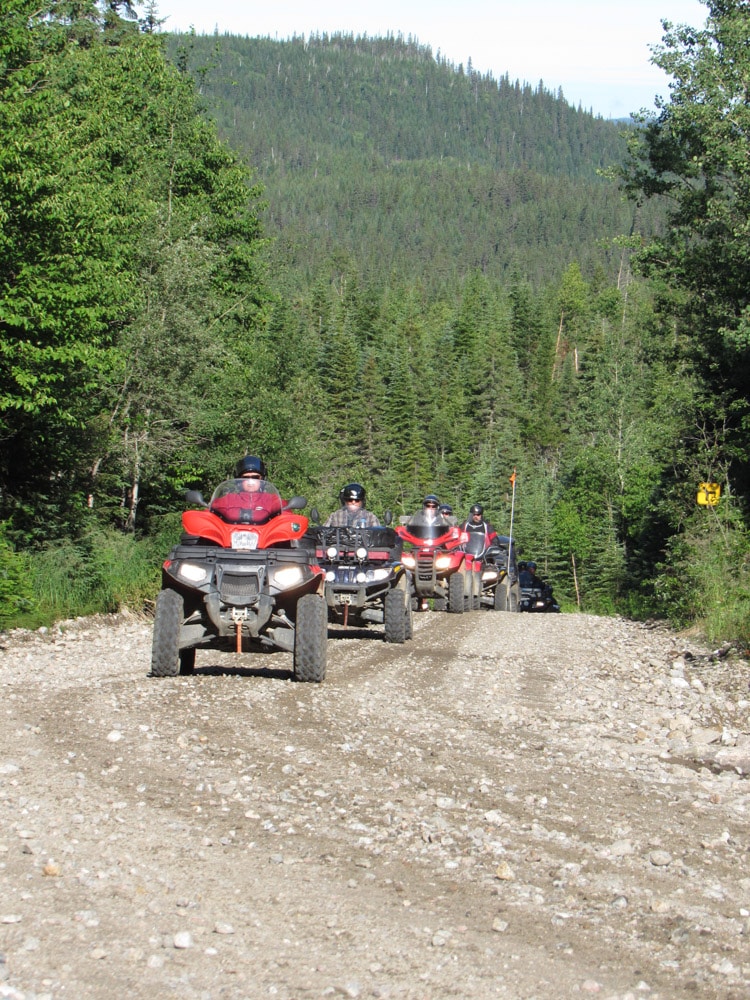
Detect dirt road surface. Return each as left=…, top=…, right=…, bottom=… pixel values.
left=1, top=609, right=749, bottom=1000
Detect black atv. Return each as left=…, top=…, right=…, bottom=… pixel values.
left=518, top=565, right=560, bottom=613
left=519, top=585, right=560, bottom=613
left=307, top=512, right=413, bottom=643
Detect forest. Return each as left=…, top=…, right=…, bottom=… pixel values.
left=1, top=0, right=749, bottom=644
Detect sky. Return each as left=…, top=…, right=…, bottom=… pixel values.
left=155, top=0, right=709, bottom=119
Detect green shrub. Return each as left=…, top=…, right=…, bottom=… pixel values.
left=655, top=504, right=750, bottom=647
left=3, top=516, right=184, bottom=630
left=0, top=522, right=35, bottom=627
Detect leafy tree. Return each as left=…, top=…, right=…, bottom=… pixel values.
left=0, top=4, right=269, bottom=537
left=622, top=0, right=750, bottom=497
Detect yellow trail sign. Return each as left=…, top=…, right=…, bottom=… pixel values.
left=697, top=483, right=721, bottom=506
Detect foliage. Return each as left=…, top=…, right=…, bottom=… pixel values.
left=0, top=2, right=270, bottom=540
left=622, top=0, right=750, bottom=496
left=654, top=500, right=750, bottom=646
left=0, top=522, right=34, bottom=627
left=167, top=32, right=655, bottom=294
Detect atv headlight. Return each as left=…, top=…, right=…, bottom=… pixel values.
left=366, top=568, right=391, bottom=583
left=325, top=570, right=336, bottom=582
left=435, top=555, right=453, bottom=570
left=356, top=571, right=367, bottom=584
left=401, top=554, right=416, bottom=569
left=177, top=562, right=210, bottom=584
left=271, top=566, right=305, bottom=589
left=482, top=570, right=499, bottom=582
left=356, top=546, right=368, bottom=560
left=327, top=545, right=338, bottom=559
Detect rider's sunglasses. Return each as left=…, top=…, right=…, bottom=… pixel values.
left=346, top=498, right=361, bottom=504
left=243, top=473, right=261, bottom=479
left=425, top=503, right=438, bottom=508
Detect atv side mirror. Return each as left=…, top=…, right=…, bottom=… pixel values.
left=285, top=496, right=307, bottom=511
left=309, top=506, right=321, bottom=524
left=185, top=489, right=208, bottom=508
left=383, top=510, right=393, bottom=525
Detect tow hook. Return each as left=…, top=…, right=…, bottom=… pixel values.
left=231, top=607, right=249, bottom=653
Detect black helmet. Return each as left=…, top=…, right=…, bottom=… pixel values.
left=470, top=503, right=484, bottom=516
left=339, top=482, right=366, bottom=506
left=235, top=454, right=267, bottom=478
left=439, top=503, right=453, bottom=516
left=423, top=494, right=440, bottom=508
left=527, top=561, right=537, bottom=571
left=518, top=561, right=528, bottom=571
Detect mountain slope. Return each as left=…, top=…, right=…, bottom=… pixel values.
left=167, top=32, right=650, bottom=289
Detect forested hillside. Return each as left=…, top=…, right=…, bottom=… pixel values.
left=169, top=32, right=650, bottom=291
left=1, top=1, right=748, bottom=645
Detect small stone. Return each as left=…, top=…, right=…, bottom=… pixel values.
left=42, top=862, right=61, bottom=877
left=494, top=861, right=514, bottom=881
left=173, top=931, right=193, bottom=949
left=609, top=839, right=634, bottom=856
left=649, top=851, right=672, bottom=867
left=692, top=727, right=722, bottom=745
left=492, top=918, right=509, bottom=933
left=213, top=922, right=234, bottom=935
left=106, top=731, right=123, bottom=742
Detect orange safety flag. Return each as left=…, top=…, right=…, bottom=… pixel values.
left=509, top=470, right=517, bottom=485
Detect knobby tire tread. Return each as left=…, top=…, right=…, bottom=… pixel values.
left=294, top=594, right=328, bottom=682
left=151, top=588, right=183, bottom=677
left=384, top=588, right=407, bottom=643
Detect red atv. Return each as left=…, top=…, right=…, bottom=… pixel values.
left=396, top=511, right=482, bottom=612
left=151, top=480, right=327, bottom=681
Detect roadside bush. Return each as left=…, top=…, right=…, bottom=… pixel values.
left=3, top=517, right=183, bottom=630
left=655, top=505, right=750, bottom=647
left=0, top=522, right=35, bottom=628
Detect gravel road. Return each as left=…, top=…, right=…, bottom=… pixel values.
left=1, top=608, right=749, bottom=1000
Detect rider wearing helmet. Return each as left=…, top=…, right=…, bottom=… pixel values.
left=519, top=560, right=544, bottom=589
left=324, top=483, right=380, bottom=527
left=210, top=454, right=283, bottom=520
left=235, top=454, right=267, bottom=479
left=438, top=503, right=454, bottom=521
left=461, top=502, right=497, bottom=548
left=422, top=494, right=441, bottom=522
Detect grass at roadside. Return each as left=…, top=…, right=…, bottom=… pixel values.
left=0, top=518, right=182, bottom=630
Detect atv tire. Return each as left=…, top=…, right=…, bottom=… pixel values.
left=384, top=588, right=407, bottom=643
left=471, top=572, right=481, bottom=610
left=151, top=588, right=184, bottom=677
left=493, top=583, right=509, bottom=611
left=404, top=590, right=413, bottom=639
left=293, top=594, right=328, bottom=682
left=448, top=571, right=465, bottom=614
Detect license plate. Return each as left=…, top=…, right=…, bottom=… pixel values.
left=231, top=531, right=259, bottom=550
